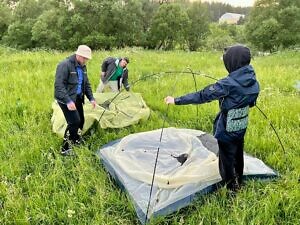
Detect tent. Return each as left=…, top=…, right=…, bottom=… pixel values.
left=97, top=128, right=277, bottom=224
left=51, top=92, right=150, bottom=137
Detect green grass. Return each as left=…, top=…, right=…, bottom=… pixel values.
left=0, top=47, right=299, bottom=224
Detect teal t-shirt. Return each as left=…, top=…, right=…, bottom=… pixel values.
left=109, top=66, right=123, bottom=81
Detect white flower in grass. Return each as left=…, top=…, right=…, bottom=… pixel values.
left=67, top=209, right=75, bottom=218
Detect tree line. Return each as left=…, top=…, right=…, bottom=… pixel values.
left=0, top=0, right=299, bottom=52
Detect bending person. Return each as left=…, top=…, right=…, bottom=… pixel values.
left=96, top=57, right=130, bottom=92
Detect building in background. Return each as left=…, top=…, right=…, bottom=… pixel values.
left=219, top=12, right=245, bottom=24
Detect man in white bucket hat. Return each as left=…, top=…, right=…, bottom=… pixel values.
left=76, top=44, right=92, bottom=60
left=54, top=45, right=96, bottom=156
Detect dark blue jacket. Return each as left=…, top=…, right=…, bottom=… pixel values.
left=54, top=54, right=94, bottom=104
left=175, top=46, right=259, bottom=142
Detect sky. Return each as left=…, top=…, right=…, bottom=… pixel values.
left=201, top=0, right=256, bottom=7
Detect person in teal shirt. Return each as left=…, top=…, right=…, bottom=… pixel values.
left=96, top=57, right=130, bottom=92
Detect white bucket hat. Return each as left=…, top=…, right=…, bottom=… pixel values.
left=75, top=45, right=92, bottom=59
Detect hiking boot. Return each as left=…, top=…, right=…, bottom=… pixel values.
left=60, top=137, right=75, bottom=156
left=227, top=177, right=241, bottom=193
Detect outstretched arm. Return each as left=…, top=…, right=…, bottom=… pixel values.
left=165, top=82, right=228, bottom=105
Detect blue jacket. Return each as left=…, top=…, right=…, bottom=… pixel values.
left=175, top=65, right=259, bottom=142
left=175, top=45, right=259, bottom=142
left=54, top=54, right=94, bottom=104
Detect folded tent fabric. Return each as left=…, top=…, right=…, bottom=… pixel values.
left=51, top=92, right=150, bottom=137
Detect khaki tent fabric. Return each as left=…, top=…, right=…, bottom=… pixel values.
left=51, top=92, right=150, bottom=137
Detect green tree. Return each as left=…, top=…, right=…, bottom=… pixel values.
left=255, top=18, right=280, bottom=51
left=0, top=1, right=12, bottom=40
left=205, top=23, right=235, bottom=50
left=31, top=9, right=69, bottom=49
left=68, top=0, right=115, bottom=50
left=277, top=6, right=300, bottom=48
left=101, top=0, right=144, bottom=48
left=185, top=2, right=210, bottom=51
left=147, top=4, right=189, bottom=50
left=3, top=19, right=35, bottom=49
left=120, top=0, right=145, bottom=47
left=2, top=0, right=43, bottom=49
left=12, top=0, right=42, bottom=21
left=246, top=0, right=300, bottom=51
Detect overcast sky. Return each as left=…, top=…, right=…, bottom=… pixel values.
left=201, top=0, right=255, bottom=7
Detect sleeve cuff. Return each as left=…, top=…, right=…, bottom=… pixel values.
left=174, top=97, right=181, bottom=105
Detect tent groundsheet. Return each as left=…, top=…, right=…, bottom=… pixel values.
left=97, top=127, right=277, bottom=224
left=51, top=92, right=150, bottom=137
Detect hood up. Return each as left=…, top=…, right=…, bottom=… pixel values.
left=223, top=45, right=251, bottom=73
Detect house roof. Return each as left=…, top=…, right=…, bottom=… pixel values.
left=219, top=12, right=245, bottom=24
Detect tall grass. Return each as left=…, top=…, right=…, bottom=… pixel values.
left=0, top=47, right=299, bottom=224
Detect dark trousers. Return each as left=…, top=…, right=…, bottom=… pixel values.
left=58, top=96, right=84, bottom=143
left=218, top=139, right=244, bottom=189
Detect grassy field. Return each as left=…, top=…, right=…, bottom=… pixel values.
left=0, top=47, right=299, bottom=224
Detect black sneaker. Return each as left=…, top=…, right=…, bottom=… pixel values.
left=77, top=130, right=85, bottom=145
left=60, top=138, right=75, bottom=156
left=73, top=139, right=81, bottom=146
left=61, top=148, right=75, bottom=156
left=227, top=177, right=241, bottom=193
left=75, top=136, right=85, bottom=145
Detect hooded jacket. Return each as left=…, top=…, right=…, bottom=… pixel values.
left=54, top=54, right=94, bottom=104
left=175, top=45, right=260, bottom=142
left=101, top=57, right=130, bottom=91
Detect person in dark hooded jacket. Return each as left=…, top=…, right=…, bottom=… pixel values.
left=96, top=57, right=130, bottom=92
left=164, top=45, right=260, bottom=191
